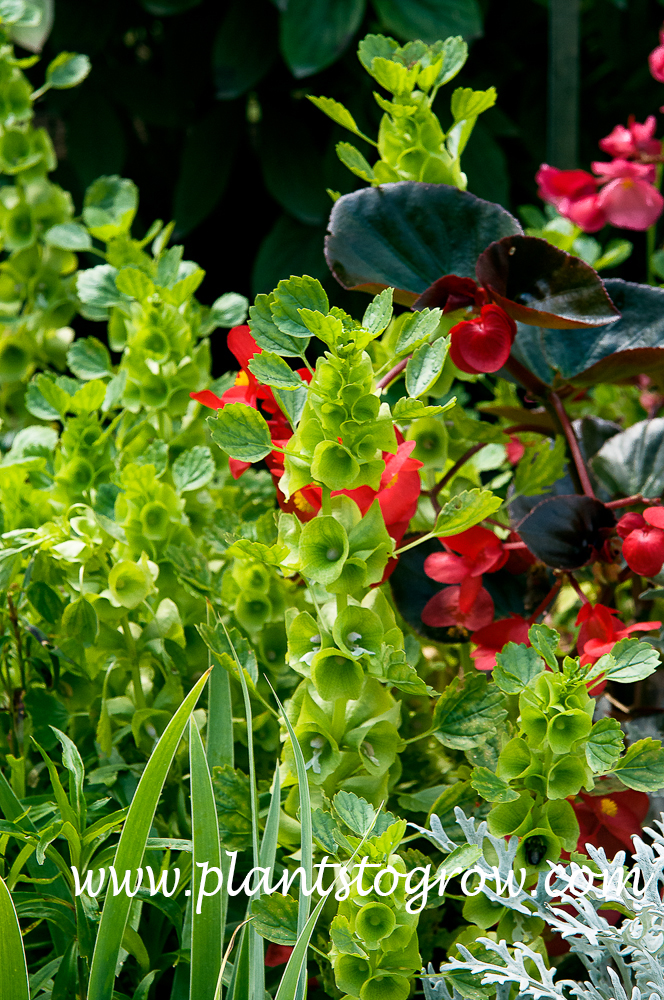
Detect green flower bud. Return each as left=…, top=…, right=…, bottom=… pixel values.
left=299, top=515, right=349, bottom=585
left=136, top=327, right=170, bottom=361
left=311, top=648, right=364, bottom=701
left=355, top=902, right=396, bottom=946
left=234, top=591, right=272, bottom=632
left=109, top=558, right=154, bottom=609
left=360, top=974, right=410, bottom=1000
left=259, top=623, right=287, bottom=669
left=140, top=501, right=171, bottom=540
left=311, top=440, right=360, bottom=489
left=546, top=709, right=592, bottom=755
left=60, top=457, right=95, bottom=492
left=405, top=417, right=447, bottom=467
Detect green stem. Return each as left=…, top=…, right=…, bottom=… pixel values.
left=336, top=592, right=348, bottom=615
left=331, top=697, right=346, bottom=742
left=122, top=616, right=146, bottom=710
left=321, top=485, right=332, bottom=516
left=394, top=531, right=436, bottom=556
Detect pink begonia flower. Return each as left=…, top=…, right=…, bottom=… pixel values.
left=650, top=27, right=664, bottom=83
left=597, top=174, right=664, bottom=230
left=599, top=116, right=660, bottom=159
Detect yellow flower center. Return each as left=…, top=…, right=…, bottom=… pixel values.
left=600, top=797, right=618, bottom=817
left=293, top=490, right=315, bottom=514
left=235, top=370, right=250, bottom=386
left=386, top=473, right=398, bottom=490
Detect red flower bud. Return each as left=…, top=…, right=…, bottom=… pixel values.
left=644, top=506, right=664, bottom=529
left=622, top=524, right=664, bottom=577
left=448, top=304, right=516, bottom=375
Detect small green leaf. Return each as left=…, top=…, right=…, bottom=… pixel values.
left=249, top=294, right=307, bottom=357
left=61, top=598, right=98, bottom=648
left=513, top=436, right=566, bottom=497
left=434, top=488, right=502, bottom=537
left=270, top=275, right=329, bottom=338
left=207, top=404, right=272, bottom=463
left=273, top=384, right=308, bottom=428
left=209, top=291, right=249, bottom=328
left=362, top=287, right=393, bottom=335
left=77, top=265, right=125, bottom=309
left=493, top=644, right=545, bottom=694
left=593, top=637, right=661, bottom=685
left=307, top=95, right=375, bottom=144
left=46, top=52, right=91, bottom=89
left=25, top=374, right=69, bottom=420
left=405, top=337, right=448, bottom=397
left=248, top=351, right=305, bottom=391
left=330, top=915, right=368, bottom=958
left=593, top=239, right=632, bottom=272
left=172, top=446, right=215, bottom=493
left=115, top=268, right=155, bottom=301
left=83, top=176, right=138, bottom=241
left=395, top=308, right=442, bottom=356
left=44, top=223, right=92, bottom=252
left=27, top=582, right=64, bottom=625
left=611, top=737, right=664, bottom=792
left=67, top=338, right=112, bottom=380
left=333, top=790, right=375, bottom=836
left=250, top=894, right=298, bottom=945
left=335, top=141, right=375, bottom=182
left=432, top=674, right=506, bottom=750
left=451, top=86, right=497, bottom=122
left=470, top=766, right=519, bottom=803
left=585, top=718, right=624, bottom=774
left=69, top=380, right=107, bottom=415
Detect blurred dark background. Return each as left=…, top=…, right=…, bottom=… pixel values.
left=22, top=0, right=664, bottom=341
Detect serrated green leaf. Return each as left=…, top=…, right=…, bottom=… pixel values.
left=249, top=295, right=306, bottom=357
left=493, top=643, right=545, bottom=694
left=333, top=791, right=375, bottom=836
left=115, top=268, right=155, bottom=301
left=470, top=766, right=519, bottom=803
left=362, top=287, right=393, bottom=336
left=528, top=622, right=560, bottom=671
left=335, top=141, right=375, bottom=182
left=405, top=337, right=448, bottom=397
left=172, top=446, right=215, bottom=493
left=207, top=404, right=272, bottom=462
left=593, top=638, right=661, bottom=685
left=330, top=914, right=368, bottom=958
left=451, top=86, right=497, bottom=122
left=209, top=291, right=249, bottom=328
left=432, top=674, right=506, bottom=750
left=83, top=176, right=138, bottom=242
left=250, top=894, right=298, bottom=945
left=513, top=436, right=566, bottom=497
left=248, top=351, right=305, bottom=391
left=44, top=222, right=92, bottom=252
left=392, top=396, right=455, bottom=420
left=585, top=718, right=624, bottom=774
left=270, top=275, right=328, bottom=338
left=307, top=95, right=375, bottom=144
left=25, top=374, right=69, bottom=420
left=611, top=737, right=664, bottom=792
left=395, top=308, right=442, bottom=356
left=273, top=384, right=308, bottom=429
left=69, top=380, right=106, bottom=415
left=67, top=338, right=112, bottom=380
left=77, top=265, right=125, bottom=309
left=434, top=488, right=502, bottom=537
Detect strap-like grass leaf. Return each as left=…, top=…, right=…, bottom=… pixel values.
left=0, top=875, right=29, bottom=1000
left=190, top=719, right=222, bottom=1000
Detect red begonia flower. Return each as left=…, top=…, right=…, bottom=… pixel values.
left=621, top=523, right=664, bottom=577
left=506, top=436, right=525, bottom=466
left=644, top=506, right=664, bottom=529
left=449, top=304, right=516, bottom=374
left=616, top=511, right=646, bottom=538
left=576, top=602, right=661, bottom=665
left=424, top=526, right=507, bottom=584
left=592, top=158, right=656, bottom=184
left=599, top=116, right=660, bottom=159
left=413, top=274, right=485, bottom=313
left=596, top=174, right=664, bottom=230
left=470, top=614, right=531, bottom=671
left=265, top=943, right=294, bottom=967
left=422, top=581, right=494, bottom=631
left=650, top=30, right=664, bottom=83
left=574, top=788, right=650, bottom=856
left=536, top=165, right=598, bottom=206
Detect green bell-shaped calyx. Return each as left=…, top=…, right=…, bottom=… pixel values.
left=299, top=515, right=349, bottom=585
left=311, top=647, right=365, bottom=701
left=546, top=708, right=592, bottom=754
left=356, top=902, right=396, bottom=947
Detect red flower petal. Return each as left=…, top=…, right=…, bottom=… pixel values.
left=190, top=389, right=225, bottom=409
left=622, top=525, right=664, bottom=576
left=616, top=511, right=646, bottom=538
left=449, top=304, right=516, bottom=374
left=470, top=614, right=530, bottom=671
left=422, top=585, right=494, bottom=630
left=227, top=325, right=261, bottom=369
left=643, top=506, right=664, bottom=529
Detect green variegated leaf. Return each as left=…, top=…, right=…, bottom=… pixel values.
left=585, top=718, right=624, bottom=774
left=432, top=674, right=506, bottom=750
left=405, top=337, right=448, bottom=396
left=248, top=351, right=305, bottom=390
left=470, top=766, right=518, bottom=803
left=207, top=405, right=272, bottom=462
left=434, top=488, right=502, bottom=537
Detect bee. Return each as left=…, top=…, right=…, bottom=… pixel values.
left=525, top=835, right=547, bottom=866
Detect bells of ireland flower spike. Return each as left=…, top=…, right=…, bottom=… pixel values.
left=360, top=973, right=411, bottom=1000
left=546, top=755, right=589, bottom=799
left=299, top=515, right=349, bottom=585
left=487, top=790, right=535, bottom=837
left=546, top=708, right=592, bottom=754
left=355, top=902, right=397, bottom=947
left=405, top=417, right=448, bottom=467
left=311, top=440, right=361, bottom=489
left=311, top=647, right=365, bottom=701
left=334, top=954, right=373, bottom=998
left=234, top=591, right=272, bottom=632
left=333, top=606, right=384, bottom=658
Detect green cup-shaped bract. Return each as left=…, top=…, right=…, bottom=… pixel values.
left=259, top=622, right=288, bottom=668
left=311, top=648, right=364, bottom=701
left=496, top=737, right=532, bottom=781
left=405, top=416, right=447, bottom=467
left=325, top=556, right=368, bottom=596
left=135, top=327, right=170, bottom=361
left=333, top=606, right=384, bottom=657
left=0, top=338, right=30, bottom=382
left=360, top=973, right=411, bottom=1000
left=311, top=440, right=361, bottom=489
left=514, top=826, right=561, bottom=873
left=547, top=754, right=588, bottom=800
left=299, top=515, right=349, bottom=585
left=60, top=457, right=95, bottom=492
left=234, top=591, right=272, bottom=632
left=140, top=500, right=171, bottom=540
left=356, top=902, right=396, bottom=947
left=140, top=372, right=169, bottom=408
left=233, top=560, right=272, bottom=594
left=541, top=797, right=580, bottom=852
left=286, top=722, right=340, bottom=783
left=546, top=708, right=592, bottom=755
left=355, top=720, right=400, bottom=776
left=334, top=954, right=373, bottom=997
left=109, top=559, right=153, bottom=609
left=487, top=789, right=534, bottom=837
left=519, top=690, right=548, bottom=745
